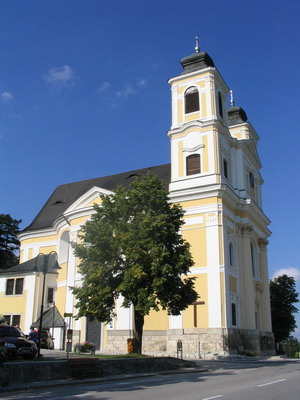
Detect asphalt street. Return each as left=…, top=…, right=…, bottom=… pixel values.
left=1, top=359, right=299, bottom=400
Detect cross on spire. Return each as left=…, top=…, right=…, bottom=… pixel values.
left=194, top=36, right=200, bottom=53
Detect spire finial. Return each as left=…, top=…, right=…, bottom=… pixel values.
left=194, top=36, right=200, bottom=53
left=230, top=89, right=235, bottom=107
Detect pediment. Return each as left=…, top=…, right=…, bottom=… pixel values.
left=65, top=186, right=114, bottom=213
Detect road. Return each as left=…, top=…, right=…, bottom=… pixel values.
left=1, top=359, right=300, bottom=400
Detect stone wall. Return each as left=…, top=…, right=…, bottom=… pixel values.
left=105, top=328, right=275, bottom=358
left=3, top=357, right=195, bottom=385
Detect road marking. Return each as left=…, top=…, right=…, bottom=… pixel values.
left=202, top=396, right=224, bottom=400
left=257, top=379, right=286, bottom=387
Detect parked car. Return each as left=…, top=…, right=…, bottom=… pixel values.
left=0, top=325, right=37, bottom=359
left=40, top=330, right=54, bottom=350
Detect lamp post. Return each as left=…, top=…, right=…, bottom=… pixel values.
left=34, top=251, right=61, bottom=359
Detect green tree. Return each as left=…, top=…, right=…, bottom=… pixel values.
left=270, top=274, right=299, bottom=347
left=0, top=214, right=22, bottom=269
left=72, top=173, right=198, bottom=353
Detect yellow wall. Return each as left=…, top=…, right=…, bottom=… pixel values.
left=55, top=286, right=67, bottom=317
left=182, top=227, right=207, bottom=267
left=0, top=290, right=28, bottom=331
left=21, top=235, right=57, bottom=246
left=183, top=274, right=208, bottom=328
left=57, top=262, right=68, bottom=283
left=144, top=308, right=169, bottom=330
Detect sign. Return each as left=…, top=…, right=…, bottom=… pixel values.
left=67, top=329, right=73, bottom=340
left=64, top=312, right=73, bottom=317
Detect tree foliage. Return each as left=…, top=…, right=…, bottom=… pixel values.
left=270, top=274, right=299, bottom=345
left=72, top=173, right=198, bottom=353
left=0, top=214, right=22, bottom=269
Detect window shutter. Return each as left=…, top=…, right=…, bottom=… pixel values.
left=186, top=154, right=201, bottom=175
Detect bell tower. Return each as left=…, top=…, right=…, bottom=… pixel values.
left=166, top=39, right=274, bottom=356
left=167, top=39, right=229, bottom=197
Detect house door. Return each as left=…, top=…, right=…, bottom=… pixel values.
left=86, top=319, right=101, bottom=350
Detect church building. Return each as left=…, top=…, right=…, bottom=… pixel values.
left=0, top=44, right=274, bottom=357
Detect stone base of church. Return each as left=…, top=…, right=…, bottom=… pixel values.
left=105, top=328, right=275, bottom=358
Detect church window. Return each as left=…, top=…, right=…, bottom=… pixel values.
left=250, top=241, right=259, bottom=279
left=218, top=92, right=223, bottom=118
left=47, top=287, right=54, bottom=304
left=223, top=158, right=229, bottom=180
left=231, top=303, right=237, bottom=326
left=186, top=154, right=201, bottom=175
left=58, top=231, right=70, bottom=264
left=185, top=87, right=199, bottom=114
left=229, top=243, right=234, bottom=267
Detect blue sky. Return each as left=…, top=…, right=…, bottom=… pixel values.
left=1, top=1, right=299, bottom=331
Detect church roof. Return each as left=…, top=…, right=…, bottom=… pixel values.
left=22, top=163, right=171, bottom=233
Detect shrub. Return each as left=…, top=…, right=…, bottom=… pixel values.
left=74, top=341, right=96, bottom=353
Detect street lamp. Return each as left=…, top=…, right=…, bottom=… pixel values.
left=34, top=251, right=61, bottom=359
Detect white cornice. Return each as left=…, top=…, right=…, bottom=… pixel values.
left=18, top=227, right=57, bottom=242
left=169, top=184, right=225, bottom=203
left=65, top=186, right=113, bottom=213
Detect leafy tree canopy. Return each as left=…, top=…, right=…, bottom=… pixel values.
left=0, top=214, right=22, bottom=269
left=270, top=274, right=299, bottom=345
left=72, top=173, right=198, bottom=353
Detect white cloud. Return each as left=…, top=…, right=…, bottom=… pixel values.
left=137, top=78, right=147, bottom=87
left=97, top=82, right=110, bottom=92
left=272, top=267, right=300, bottom=282
left=1, top=92, right=13, bottom=102
left=45, top=65, right=75, bottom=87
left=116, top=84, right=136, bottom=97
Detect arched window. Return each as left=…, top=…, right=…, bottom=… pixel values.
left=250, top=241, right=259, bottom=279
left=186, top=154, right=201, bottom=175
left=218, top=92, right=223, bottom=118
left=229, top=243, right=234, bottom=267
left=185, top=87, right=199, bottom=114
left=231, top=303, right=237, bottom=326
left=58, top=231, right=70, bottom=264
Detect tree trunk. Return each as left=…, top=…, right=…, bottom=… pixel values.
left=133, top=310, right=144, bottom=354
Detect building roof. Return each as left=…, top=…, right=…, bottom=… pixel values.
left=0, top=256, right=61, bottom=275
left=0, top=257, right=38, bottom=275
left=23, top=164, right=171, bottom=233
left=31, top=306, right=65, bottom=328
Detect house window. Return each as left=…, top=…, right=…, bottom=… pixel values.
left=3, top=314, right=21, bottom=327
left=218, top=92, right=223, bottom=118
left=47, top=287, right=54, bottom=304
left=3, top=315, right=11, bottom=325
left=12, top=315, right=21, bottom=327
left=5, top=279, right=14, bottom=295
left=5, top=278, right=24, bottom=295
left=231, top=303, right=237, bottom=326
left=186, top=154, right=201, bottom=176
left=229, top=243, right=234, bottom=267
left=185, top=87, right=199, bottom=114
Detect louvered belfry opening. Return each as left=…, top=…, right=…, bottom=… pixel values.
left=186, top=154, right=201, bottom=175
left=185, top=86, right=199, bottom=114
